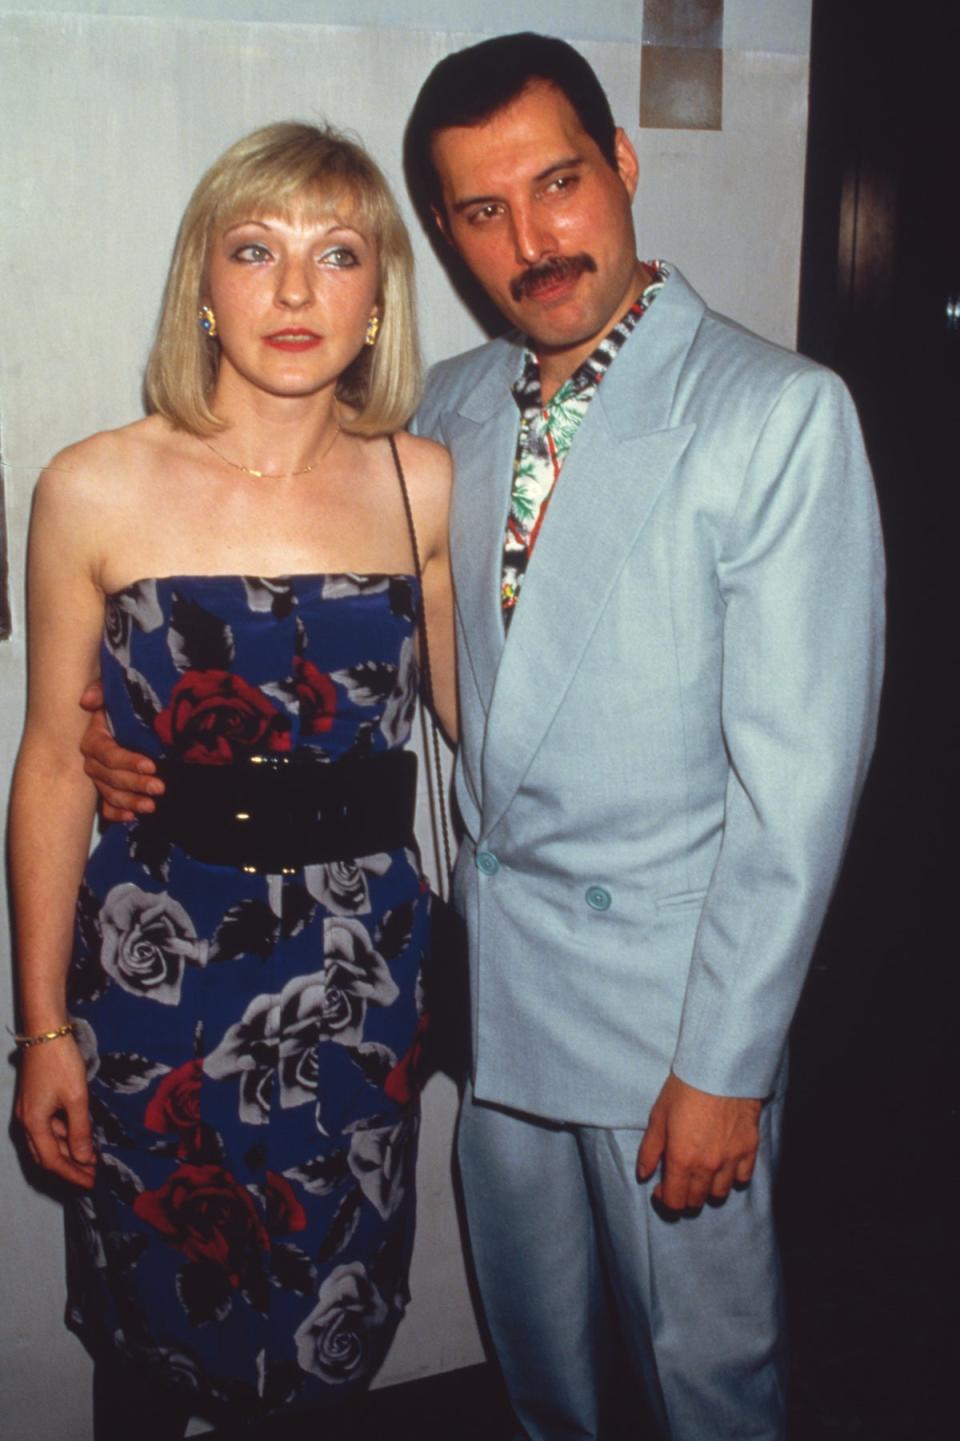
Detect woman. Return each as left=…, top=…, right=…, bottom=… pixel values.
left=10, top=122, right=455, bottom=1439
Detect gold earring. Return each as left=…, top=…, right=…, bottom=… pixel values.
left=365, top=313, right=380, bottom=347
left=198, top=304, right=218, bottom=338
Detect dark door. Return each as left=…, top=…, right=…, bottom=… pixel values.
left=782, top=5, right=957, bottom=1438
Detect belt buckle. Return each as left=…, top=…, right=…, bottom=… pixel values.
left=237, top=754, right=298, bottom=872
left=248, top=753, right=292, bottom=770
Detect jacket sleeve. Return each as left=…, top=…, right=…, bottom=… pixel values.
left=670, top=366, right=885, bottom=1098
left=409, top=359, right=458, bottom=443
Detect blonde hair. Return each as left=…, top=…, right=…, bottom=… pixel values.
left=145, top=122, right=420, bottom=436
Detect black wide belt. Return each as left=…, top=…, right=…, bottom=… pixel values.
left=150, top=750, right=417, bottom=872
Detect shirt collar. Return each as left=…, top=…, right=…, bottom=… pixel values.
left=512, top=260, right=670, bottom=413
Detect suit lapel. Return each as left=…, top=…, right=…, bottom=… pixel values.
left=478, top=269, right=706, bottom=836
left=447, top=341, right=524, bottom=713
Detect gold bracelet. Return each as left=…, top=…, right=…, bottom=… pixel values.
left=13, top=1022, right=77, bottom=1050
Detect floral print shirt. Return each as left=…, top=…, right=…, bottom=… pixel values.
left=501, top=261, right=670, bottom=623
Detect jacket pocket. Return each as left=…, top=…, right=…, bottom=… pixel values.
left=654, top=887, right=709, bottom=911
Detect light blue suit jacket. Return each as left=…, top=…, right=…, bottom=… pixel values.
left=415, top=267, right=884, bottom=1128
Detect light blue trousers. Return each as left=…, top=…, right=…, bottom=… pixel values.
left=457, top=1088, right=787, bottom=1441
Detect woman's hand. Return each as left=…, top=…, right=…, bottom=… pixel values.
left=16, top=1038, right=97, bottom=1188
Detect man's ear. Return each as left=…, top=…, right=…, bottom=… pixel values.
left=431, top=203, right=453, bottom=247
left=613, top=127, right=640, bottom=200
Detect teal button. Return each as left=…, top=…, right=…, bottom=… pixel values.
left=585, top=885, right=612, bottom=911
left=476, top=850, right=500, bottom=875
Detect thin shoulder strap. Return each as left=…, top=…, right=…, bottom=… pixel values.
left=389, top=434, right=454, bottom=895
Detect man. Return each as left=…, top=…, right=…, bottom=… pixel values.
left=85, top=33, right=884, bottom=1441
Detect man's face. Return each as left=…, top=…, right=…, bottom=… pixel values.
left=431, top=81, right=643, bottom=376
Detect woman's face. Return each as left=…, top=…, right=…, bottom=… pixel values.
left=205, top=195, right=380, bottom=406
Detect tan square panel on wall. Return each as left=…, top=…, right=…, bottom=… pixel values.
left=641, top=45, right=722, bottom=130
left=644, top=0, right=723, bottom=48
left=641, top=0, right=723, bottom=131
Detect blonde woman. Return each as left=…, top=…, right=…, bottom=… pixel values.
left=10, top=123, right=454, bottom=1440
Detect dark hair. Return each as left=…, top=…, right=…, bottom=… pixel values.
left=404, top=32, right=617, bottom=221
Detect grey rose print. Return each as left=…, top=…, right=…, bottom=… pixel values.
left=242, top=576, right=296, bottom=619
left=293, top=1261, right=389, bottom=1383
left=204, top=919, right=398, bottom=1122
left=99, top=884, right=208, bottom=1005
left=347, top=1117, right=416, bottom=1220
left=277, top=920, right=399, bottom=1108
left=331, top=635, right=417, bottom=748
left=70, top=1193, right=108, bottom=1270
left=122, top=1343, right=206, bottom=1399
left=321, top=574, right=389, bottom=600
left=104, top=579, right=163, bottom=668
left=203, top=987, right=280, bottom=1125
left=302, top=853, right=392, bottom=917
left=313, top=918, right=399, bottom=1043
left=70, top=1017, right=101, bottom=1082
left=380, top=635, right=418, bottom=747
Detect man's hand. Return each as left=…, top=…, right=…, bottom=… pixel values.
left=636, top=1072, right=763, bottom=1212
left=79, top=682, right=163, bottom=821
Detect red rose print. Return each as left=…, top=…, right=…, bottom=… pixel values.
left=133, top=1164, right=269, bottom=1285
left=264, top=1172, right=307, bottom=1235
left=384, top=1014, right=432, bottom=1105
left=144, top=1059, right=204, bottom=1158
left=154, top=670, right=291, bottom=764
left=292, top=657, right=337, bottom=735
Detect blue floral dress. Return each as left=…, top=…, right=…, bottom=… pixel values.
left=65, top=573, right=430, bottom=1421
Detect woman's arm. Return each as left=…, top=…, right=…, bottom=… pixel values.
left=11, top=455, right=108, bottom=1187
left=422, top=529, right=457, bottom=745
left=397, top=433, right=458, bottom=744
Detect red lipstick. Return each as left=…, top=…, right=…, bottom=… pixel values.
left=263, top=328, right=322, bottom=351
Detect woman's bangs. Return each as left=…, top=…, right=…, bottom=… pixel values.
left=212, top=168, right=380, bottom=247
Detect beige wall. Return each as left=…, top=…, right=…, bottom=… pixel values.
left=0, top=4, right=811, bottom=1436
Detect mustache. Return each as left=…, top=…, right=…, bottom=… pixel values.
left=509, top=253, right=597, bottom=302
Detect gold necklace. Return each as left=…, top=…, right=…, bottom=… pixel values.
left=202, top=423, right=340, bottom=479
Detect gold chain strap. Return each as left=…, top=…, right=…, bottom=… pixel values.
left=388, top=435, right=454, bottom=898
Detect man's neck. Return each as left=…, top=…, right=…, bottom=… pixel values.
left=536, top=260, right=658, bottom=404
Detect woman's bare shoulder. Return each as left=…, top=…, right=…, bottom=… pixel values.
left=383, top=432, right=451, bottom=563
left=43, top=415, right=176, bottom=486
left=390, top=430, right=452, bottom=492
left=33, top=418, right=182, bottom=572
